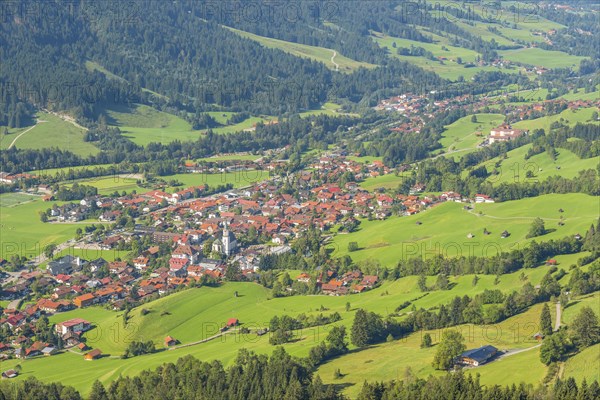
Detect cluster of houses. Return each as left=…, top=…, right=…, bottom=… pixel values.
left=306, top=269, right=380, bottom=296
left=375, top=92, right=478, bottom=135
left=0, top=300, right=99, bottom=362
left=0, top=172, right=35, bottom=185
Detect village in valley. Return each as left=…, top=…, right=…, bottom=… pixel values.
left=0, top=90, right=596, bottom=371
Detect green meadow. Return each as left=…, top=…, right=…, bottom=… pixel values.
left=359, top=174, right=408, bottom=191
left=499, top=48, right=587, bottom=70
left=206, top=116, right=277, bottom=134
left=331, top=194, right=599, bottom=266
left=451, top=21, right=516, bottom=47
left=346, top=156, right=383, bottom=164
left=3, top=274, right=595, bottom=396
left=438, top=113, right=505, bottom=153
left=166, top=170, right=271, bottom=190
left=104, top=104, right=278, bottom=144
left=562, top=343, right=600, bottom=383
left=65, top=176, right=146, bottom=196
left=0, top=193, right=83, bottom=259
left=317, top=303, right=552, bottom=398
left=512, top=107, right=600, bottom=133
left=371, top=31, right=517, bottom=81
left=472, top=144, right=599, bottom=186
left=225, top=27, right=376, bottom=73
left=0, top=112, right=98, bottom=156
left=297, top=102, right=358, bottom=118
left=105, top=104, right=196, bottom=146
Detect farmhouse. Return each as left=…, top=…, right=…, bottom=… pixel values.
left=460, top=345, right=498, bottom=366
left=475, top=194, right=495, bottom=203
left=489, top=125, right=526, bottom=143
left=55, top=318, right=91, bottom=335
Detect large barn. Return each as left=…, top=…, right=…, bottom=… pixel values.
left=460, top=345, right=499, bottom=366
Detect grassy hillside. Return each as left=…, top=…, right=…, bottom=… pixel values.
left=438, top=113, right=505, bottom=154
left=562, top=343, right=600, bottom=383
left=105, top=104, right=196, bottom=146
left=0, top=112, right=98, bottom=156
left=331, top=194, right=599, bottom=266
left=474, top=144, right=599, bottom=186
left=512, top=107, right=599, bottom=132
left=0, top=193, right=84, bottom=259
left=2, top=260, right=597, bottom=396
left=317, top=303, right=551, bottom=398
left=499, top=48, right=587, bottom=70
left=372, top=32, right=519, bottom=81
left=225, top=27, right=376, bottom=73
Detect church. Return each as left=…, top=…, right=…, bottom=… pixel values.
left=212, top=222, right=237, bottom=256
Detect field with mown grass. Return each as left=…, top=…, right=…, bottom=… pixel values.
left=3, top=273, right=596, bottom=395
left=372, top=31, right=519, bottom=81
left=465, top=144, right=599, bottom=186
left=0, top=193, right=85, bottom=259
left=512, top=107, right=600, bottom=133
left=499, top=48, right=587, bottom=70
left=438, top=113, right=505, bottom=154
left=64, top=176, right=146, bottom=196
left=331, top=194, right=599, bottom=266
left=0, top=112, right=98, bottom=156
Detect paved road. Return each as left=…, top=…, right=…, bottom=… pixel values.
left=496, top=343, right=542, bottom=360
left=6, top=298, right=22, bottom=310
left=554, top=301, right=562, bottom=332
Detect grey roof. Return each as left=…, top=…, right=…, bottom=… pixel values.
left=461, top=345, right=498, bottom=363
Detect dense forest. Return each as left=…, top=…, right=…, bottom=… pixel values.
left=0, top=0, right=449, bottom=127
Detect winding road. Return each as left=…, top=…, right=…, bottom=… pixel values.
left=330, top=50, right=339, bottom=71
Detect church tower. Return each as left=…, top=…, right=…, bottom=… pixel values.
left=221, top=221, right=237, bottom=256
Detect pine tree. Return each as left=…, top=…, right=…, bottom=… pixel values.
left=89, top=380, right=108, bottom=400
left=540, top=303, right=553, bottom=336
left=421, top=333, right=432, bottom=348
left=351, top=309, right=370, bottom=347
left=570, top=306, right=600, bottom=348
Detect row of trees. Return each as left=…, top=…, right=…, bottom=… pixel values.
left=358, top=371, right=599, bottom=400
left=539, top=306, right=600, bottom=366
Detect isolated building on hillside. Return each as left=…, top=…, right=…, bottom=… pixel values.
left=475, top=194, right=495, bottom=203
left=489, top=125, right=526, bottom=143
left=459, top=345, right=498, bottom=366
